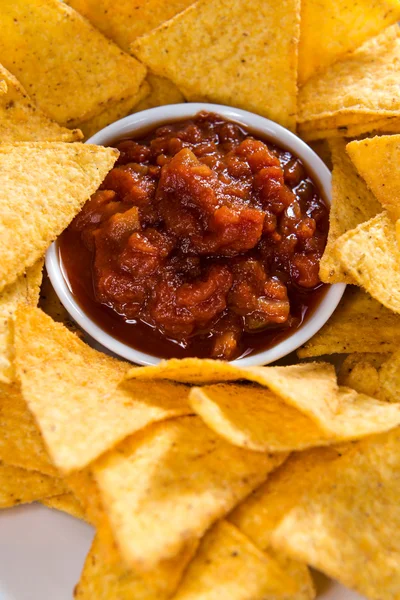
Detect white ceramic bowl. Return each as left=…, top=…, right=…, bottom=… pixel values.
left=46, top=102, right=345, bottom=366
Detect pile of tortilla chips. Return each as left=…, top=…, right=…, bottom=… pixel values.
left=3, top=1, right=400, bottom=600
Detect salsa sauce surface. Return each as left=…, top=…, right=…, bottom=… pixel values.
left=59, top=112, right=329, bottom=361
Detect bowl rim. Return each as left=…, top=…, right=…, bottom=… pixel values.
left=46, top=102, right=346, bottom=366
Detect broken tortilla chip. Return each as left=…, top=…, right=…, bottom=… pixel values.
left=14, top=307, right=192, bottom=473
left=0, top=381, right=55, bottom=476
left=172, top=520, right=314, bottom=600
left=189, top=380, right=400, bottom=451
left=0, top=260, right=43, bottom=383
left=79, top=81, right=150, bottom=140
left=319, top=139, right=381, bottom=284
left=131, top=0, right=300, bottom=130
left=299, top=115, right=400, bottom=141
left=298, top=286, right=400, bottom=357
left=337, top=212, right=400, bottom=313
left=66, top=0, right=195, bottom=54
left=0, top=0, right=146, bottom=126
left=0, top=142, right=118, bottom=293
left=272, top=428, right=400, bottom=600
left=347, top=134, right=400, bottom=225
left=298, top=25, right=400, bottom=128
left=92, top=415, right=286, bottom=572
left=41, top=493, right=86, bottom=522
left=298, top=0, right=400, bottom=84
left=0, top=64, right=82, bottom=142
left=0, top=462, right=66, bottom=508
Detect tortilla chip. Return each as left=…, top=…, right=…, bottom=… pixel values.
left=230, top=447, right=346, bottom=552
left=319, top=139, right=381, bottom=284
left=298, top=24, right=400, bottom=126
left=0, top=81, right=6, bottom=94
left=0, top=64, right=82, bottom=142
left=74, top=529, right=198, bottom=600
left=92, top=415, right=286, bottom=572
left=338, top=353, right=390, bottom=397
left=337, top=212, right=400, bottom=313
left=299, top=115, right=400, bottom=141
left=0, top=260, right=43, bottom=383
left=127, top=359, right=343, bottom=416
left=0, top=0, right=146, bottom=127
left=14, top=307, right=192, bottom=473
left=66, top=0, right=195, bottom=53
left=41, top=493, right=86, bottom=521
left=298, top=286, right=400, bottom=357
left=298, top=0, right=400, bottom=84
left=376, top=350, right=400, bottom=403
left=189, top=380, right=400, bottom=451
left=0, top=462, right=66, bottom=508
left=134, top=73, right=184, bottom=112
left=347, top=134, right=400, bottom=225
left=0, top=382, right=55, bottom=476
left=0, top=142, right=118, bottom=293
left=79, top=81, right=151, bottom=140
left=272, top=428, right=400, bottom=600
left=131, top=0, right=300, bottom=131
left=172, top=520, right=314, bottom=600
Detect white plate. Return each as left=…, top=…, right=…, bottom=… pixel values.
left=0, top=503, right=367, bottom=600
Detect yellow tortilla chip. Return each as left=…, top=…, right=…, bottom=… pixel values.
left=299, top=115, right=400, bottom=141
left=75, top=529, right=198, bottom=600
left=134, top=73, right=185, bottom=112
left=319, top=139, right=381, bottom=284
left=92, top=415, right=286, bottom=572
left=0, top=0, right=146, bottom=127
left=376, top=350, right=400, bottom=403
left=230, top=447, right=346, bottom=553
left=337, top=212, right=400, bottom=313
left=0, top=142, right=118, bottom=293
left=127, top=359, right=342, bottom=416
left=132, top=0, right=300, bottom=131
left=298, top=0, right=400, bottom=84
left=272, top=428, right=400, bottom=600
left=189, top=380, right=400, bottom=451
left=14, top=307, right=192, bottom=473
left=0, top=382, right=55, bottom=476
left=66, top=0, right=195, bottom=53
left=79, top=81, right=151, bottom=140
left=298, top=25, right=400, bottom=126
left=298, top=286, right=400, bottom=357
left=338, top=353, right=390, bottom=397
left=0, top=462, right=66, bottom=508
left=41, top=493, right=86, bottom=522
left=0, top=81, right=6, bottom=94
left=0, top=64, right=82, bottom=142
left=172, top=520, right=314, bottom=600
left=347, top=135, right=400, bottom=224
left=0, top=260, right=43, bottom=383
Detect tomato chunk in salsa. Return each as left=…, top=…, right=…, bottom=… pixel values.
left=60, top=112, right=329, bottom=360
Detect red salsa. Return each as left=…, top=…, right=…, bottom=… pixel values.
left=59, top=112, right=329, bottom=360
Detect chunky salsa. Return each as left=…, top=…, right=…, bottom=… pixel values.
left=59, top=112, right=329, bottom=360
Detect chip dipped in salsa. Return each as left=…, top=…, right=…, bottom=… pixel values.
left=59, top=112, right=329, bottom=360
